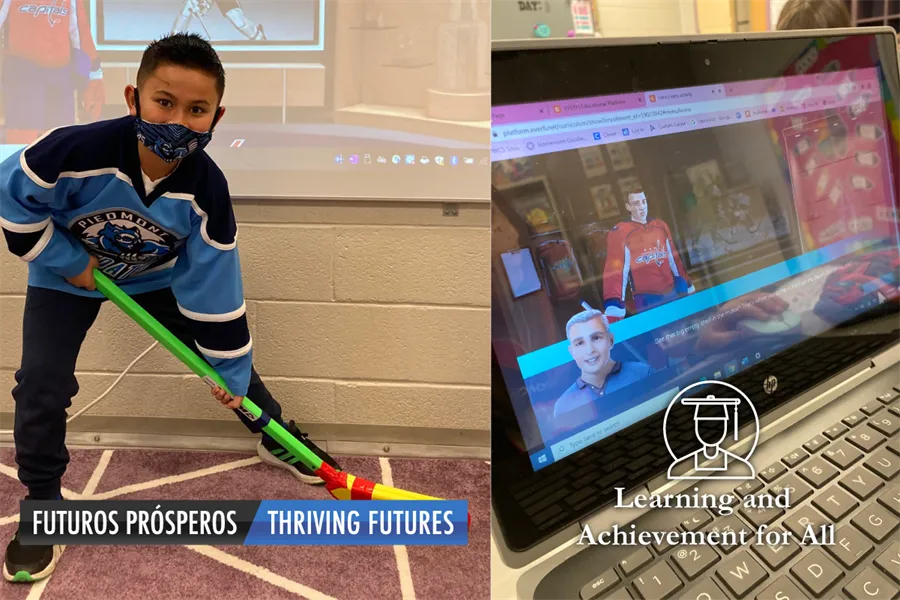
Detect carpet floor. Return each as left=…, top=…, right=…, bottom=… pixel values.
left=0, top=447, right=490, bottom=600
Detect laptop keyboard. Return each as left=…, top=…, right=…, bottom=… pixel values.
left=578, top=385, right=900, bottom=600
left=510, top=337, right=886, bottom=534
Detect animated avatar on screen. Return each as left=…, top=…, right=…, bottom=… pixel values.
left=552, top=307, right=652, bottom=430
left=603, top=190, right=695, bottom=322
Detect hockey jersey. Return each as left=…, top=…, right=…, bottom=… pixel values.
left=0, top=116, right=253, bottom=396
left=0, top=0, right=99, bottom=71
left=602, top=219, right=693, bottom=318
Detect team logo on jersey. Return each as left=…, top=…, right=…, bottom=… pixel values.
left=635, top=240, right=667, bottom=267
left=70, top=209, right=184, bottom=281
left=18, top=0, right=68, bottom=26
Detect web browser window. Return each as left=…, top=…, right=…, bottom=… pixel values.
left=492, top=65, right=900, bottom=472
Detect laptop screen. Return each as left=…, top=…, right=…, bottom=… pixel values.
left=491, top=36, right=900, bottom=478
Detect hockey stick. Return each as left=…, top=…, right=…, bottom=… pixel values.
left=93, top=269, right=456, bottom=507
left=172, top=0, right=211, bottom=38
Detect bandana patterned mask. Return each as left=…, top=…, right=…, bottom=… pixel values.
left=132, top=90, right=221, bottom=162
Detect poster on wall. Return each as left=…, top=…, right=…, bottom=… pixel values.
left=686, top=159, right=726, bottom=201
left=590, top=184, right=619, bottom=220
left=492, top=158, right=536, bottom=187
left=578, top=146, right=608, bottom=178
left=570, top=0, right=596, bottom=35
left=617, top=175, right=643, bottom=201
left=499, top=178, right=561, bottom=236
left=607, top=142, right=635, bottom=171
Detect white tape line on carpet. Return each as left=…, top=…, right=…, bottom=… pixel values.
left=380, top=457, right=416, bottom=600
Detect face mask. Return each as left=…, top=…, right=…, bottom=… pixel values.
left=132, top=90, right=221, bottom=162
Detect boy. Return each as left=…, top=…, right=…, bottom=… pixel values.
left=0, top=33, right=341, bottom=582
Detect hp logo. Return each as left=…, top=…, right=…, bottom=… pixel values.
left=764, top=376, right=778, bottom=395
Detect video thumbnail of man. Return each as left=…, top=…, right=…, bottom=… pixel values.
left=96, top=0, right=320, bottom=48
left=491, top=120, right=806, bottom=340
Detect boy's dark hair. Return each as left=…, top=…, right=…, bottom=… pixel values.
left=137, top=33, right=226, bottom=100
left=776, top=0, right=851, bottom=30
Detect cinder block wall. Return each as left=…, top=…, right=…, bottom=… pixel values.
left=0, top=200, right=490, bottom=436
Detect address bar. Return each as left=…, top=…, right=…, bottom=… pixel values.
left=497, top=107, right=694, bottom=138
left=494, top=83, right=847, bottom=141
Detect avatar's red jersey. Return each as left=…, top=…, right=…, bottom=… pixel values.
left=2, top=0, right=98, bottom=70
left=602, top=219, right=692, bottom=318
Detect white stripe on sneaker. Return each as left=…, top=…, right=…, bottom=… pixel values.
left=256, top=441, right=323, bottom=486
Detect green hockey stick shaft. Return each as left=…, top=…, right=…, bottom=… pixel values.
left=92, top=270, right=323, bottom=472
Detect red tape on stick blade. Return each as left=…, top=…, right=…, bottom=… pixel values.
left=319, top=465, right=348, bottom=497
left=351, top=476, right=375, bottom=500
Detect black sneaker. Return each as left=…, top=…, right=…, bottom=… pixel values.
left=257, top=420, right=342, bottom=485
left=4, top=514, right=62, bottom=584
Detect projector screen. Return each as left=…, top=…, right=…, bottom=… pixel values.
left=0, top=0, right=490, bottom=200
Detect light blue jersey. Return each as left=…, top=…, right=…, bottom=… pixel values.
left=0, top=117, right=253, bottom=395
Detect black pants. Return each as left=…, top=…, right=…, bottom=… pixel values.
left=12, top=285, right=284, bottom=500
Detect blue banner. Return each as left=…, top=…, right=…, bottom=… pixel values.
left=517, top=236, right=874, bottom=379
left=18, top=500, right=469, bottom=546
left=245, top=500, right=469, bottom=545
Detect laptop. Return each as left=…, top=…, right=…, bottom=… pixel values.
left=491, top=28, right=900, bottom=600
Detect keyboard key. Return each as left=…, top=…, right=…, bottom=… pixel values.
left=784, top=506, right=830, bottom=543
left=717, top=551, right=767, bottom=599
left=843, top=411, right=866, bottom=428
left=824, top=524, right=873, bottom=569
left=671, top=545, right=719, bottom=581
left=851, top=503, right=900, bottom=543
left=768, top=473, right=814, bottom=506
left=703, top=515, right=751, bottom=555
left=869, top=414, right=900, bottom=437
left=680, top=511, right=712, bottom=533
left=791, top=549, right=843, bottom=597
left=865, top=446, right=900, bottom=481
left=735, top=479, right=764, bottom=499
left=782, top=448, right=809, bottom=468
left=842, top=566, right=899, bottom=600
left=632, top=561, right=683, bottom=600
left=840, top=466, right=885, bottom=500
left=824, top=423, right=849, bottom=440
left=680, top=579, right=726, bottom=600
left=812, top=486, right=859, bottom=521
left=759, top=462, right=787, bottom=483
left=890, top=439, right=900, bottom=457
left=652, top=533, right=676, bottom=555
left=877, top=391, right=898, bottom=405
left=797, top=456, right=840, bottom=488
left=874, top=542, right=900, bottom=584
left=620, top=547, right=653, bottom=576
left=739, top=504, right=785, bottom=530
left=877, top=485, right=900, bottom=516
left=823, top=440, right=865, bottom=470
left=861, top=401, right=884, bottom=416
left=890, top=405, right=900, bottom=418
left=804, top=435, right=830, bottom=453
left=755, top=576, right=809, bottom=600
left=580, top=568, right=620, bottom=600
left=750, top=527, right=801, bottom=570
left=847, top=428, right=886, bottom=453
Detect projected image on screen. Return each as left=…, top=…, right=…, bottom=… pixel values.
left=97, top=0, right=318, bottom=47
left=0, top=0, right=489, bottom=199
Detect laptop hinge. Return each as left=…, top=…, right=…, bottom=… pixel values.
left=580, top=484, right=652, bottom=534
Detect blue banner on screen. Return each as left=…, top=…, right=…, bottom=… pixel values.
left=18, top=500, right=468, bottom=546
left=246, top=500, right=469, bottom=545
left=516, top=235, right=876, bottom=379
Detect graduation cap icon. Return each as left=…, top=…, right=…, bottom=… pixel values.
left=681, top=395, right=741, bottom=441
